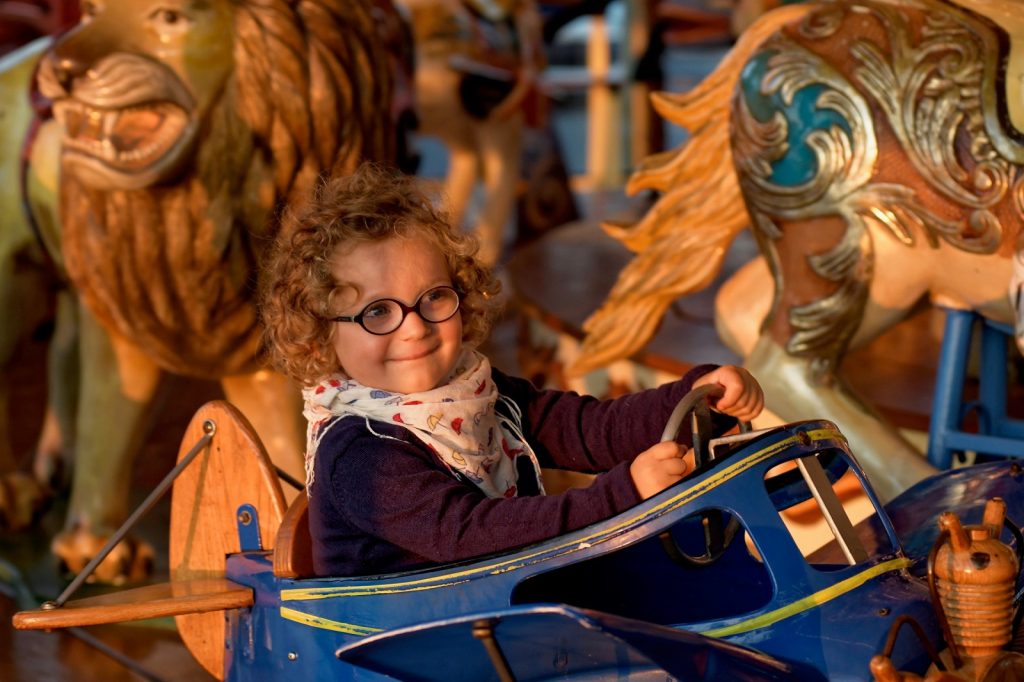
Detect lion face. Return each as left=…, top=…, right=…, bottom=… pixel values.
left=36, top=0, right=234, bottom=190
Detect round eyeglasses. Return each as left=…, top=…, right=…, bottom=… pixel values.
left=330, top=285, right=461, bottom=335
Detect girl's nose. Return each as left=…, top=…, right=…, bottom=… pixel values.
left=397, top=309, right=432, bottom=339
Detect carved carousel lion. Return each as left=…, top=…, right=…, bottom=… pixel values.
left=574, top=0, right=1024, bottom=502
left=0, top=0, right=396, bottom=580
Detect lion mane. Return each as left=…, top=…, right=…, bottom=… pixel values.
left=57, top=0, right=396, bottom=377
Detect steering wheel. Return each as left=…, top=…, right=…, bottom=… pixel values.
left=657, top=383, right=750, bottom=568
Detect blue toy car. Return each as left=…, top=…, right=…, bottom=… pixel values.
left=13, top=389, right=1024, bottom=680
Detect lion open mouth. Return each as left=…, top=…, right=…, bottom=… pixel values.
left=54, top=100, right=190, bottom=171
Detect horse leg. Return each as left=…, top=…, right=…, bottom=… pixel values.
left=220, top=370, right=305, bottom=500
left=412, top=61, right=477, bottom=227
left=745, top=334, right=937, bottom=503
left=52, top=304, right=159, bottom=584
left=474, top=111, right=524, bottom=266
left=734, top=213, right=941, bottom=502
left=445, top=144, right=479, bottom=232
left=714, top=256, right=773, bottom=357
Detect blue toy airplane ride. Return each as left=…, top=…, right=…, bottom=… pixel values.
left=13, top=386, right=1024, bottom=680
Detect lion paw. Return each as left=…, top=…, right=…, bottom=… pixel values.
left=51, top=527, right=155, bottom=586
left=0, top=472, right=49, bottom=532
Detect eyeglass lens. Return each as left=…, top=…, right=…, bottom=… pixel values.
left=361, top=287, right=459, bottom=334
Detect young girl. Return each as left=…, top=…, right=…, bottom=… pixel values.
left=260, top=162, right=764, bottom=577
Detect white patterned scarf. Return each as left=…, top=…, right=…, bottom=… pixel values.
left=302, top=348, right=544, bottom=499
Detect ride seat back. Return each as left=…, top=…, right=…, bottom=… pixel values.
left=274, top=493, right=315, bottom=578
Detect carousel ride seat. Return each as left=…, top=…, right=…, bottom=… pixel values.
left=274, top=493, right=314, bottom=579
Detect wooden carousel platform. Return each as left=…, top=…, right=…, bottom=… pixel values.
left=508, top=216, right=946, bottom=434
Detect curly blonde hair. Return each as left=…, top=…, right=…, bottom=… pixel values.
left=260, top=162, right=502, bottom=386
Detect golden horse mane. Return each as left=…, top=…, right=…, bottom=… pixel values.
left=570, top=3, right=813, bottom=375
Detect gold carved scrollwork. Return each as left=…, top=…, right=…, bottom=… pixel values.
left=850, top=3, right=1007, bottom=250
left=1016, top=175, right=1024, bottom=220
left=733, top=36, right=879, bottom=368
left=795, top=2, right=844, bottom=41
left=734, top=0, right=1020, bottom=373
left=737, top=39, right=877, bottom=220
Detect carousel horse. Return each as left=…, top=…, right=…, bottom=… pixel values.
left=574, top=0, right=1024, bottom=502
left=402, top=0, right=543, bottom=266
left=0, top=0, right=396, bottom=581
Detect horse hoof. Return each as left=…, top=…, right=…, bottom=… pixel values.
left=0, top=472, right=49, bottom=532
left=51, top=528, right=155, bottom=585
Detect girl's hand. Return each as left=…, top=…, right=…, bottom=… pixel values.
left=630, top=441, right=695, bottom=500
left=693, top=366, right=764, bottom=422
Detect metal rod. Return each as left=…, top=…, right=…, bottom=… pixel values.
left=4, top=555, right=167, bottom=681
left=708, top=427, right=776, bottom=447
left=880, top=615, right=946, bottom=672
left=275, top=466, right=304, bottom=492
left=796, top=454, right=868, bottom=565
left=45, top=420, right=217, bottom=609
left=67, top=627, right=169, bottom=682
left=472, top=619, right=516, bottom=682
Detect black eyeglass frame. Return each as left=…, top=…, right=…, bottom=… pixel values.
left=329, top=285, right=461, bottom=335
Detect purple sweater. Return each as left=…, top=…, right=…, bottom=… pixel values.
left=308, top=365, right=730, bottom=577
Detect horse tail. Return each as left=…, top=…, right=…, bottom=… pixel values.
left=570, top=3, right=814, bottom=376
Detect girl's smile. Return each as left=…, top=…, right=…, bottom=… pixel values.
left=328, top=234, right=464, bottom=394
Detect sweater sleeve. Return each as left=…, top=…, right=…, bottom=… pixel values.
left=328, top=429, right=644, bottom=564
left=494, top=364, right=737, bottom=473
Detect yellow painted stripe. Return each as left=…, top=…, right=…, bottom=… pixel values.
left=286, top=578, right=473, bottom=599
left=281, top=556, right=912, bottom=636
left=702, top=557, right=913, bottom=637
left=280, top=606, right=383, bottom=635
left=281, top=427, right=848, bottom=602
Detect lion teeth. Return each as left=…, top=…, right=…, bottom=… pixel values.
left=55, top=99, right=187, bottom=168
left=103, top=110, right=116, bottom=136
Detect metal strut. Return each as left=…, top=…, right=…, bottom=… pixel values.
left=43, top=419, right=217, bottom=610
left=472, top=618, right=516, bottom=682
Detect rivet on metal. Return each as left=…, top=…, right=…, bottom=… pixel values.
left=203, top=419, right=216, bottom=435
left=287, top=652, right=298, bottom=661
left=238, top=510, right=253, bottom=525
